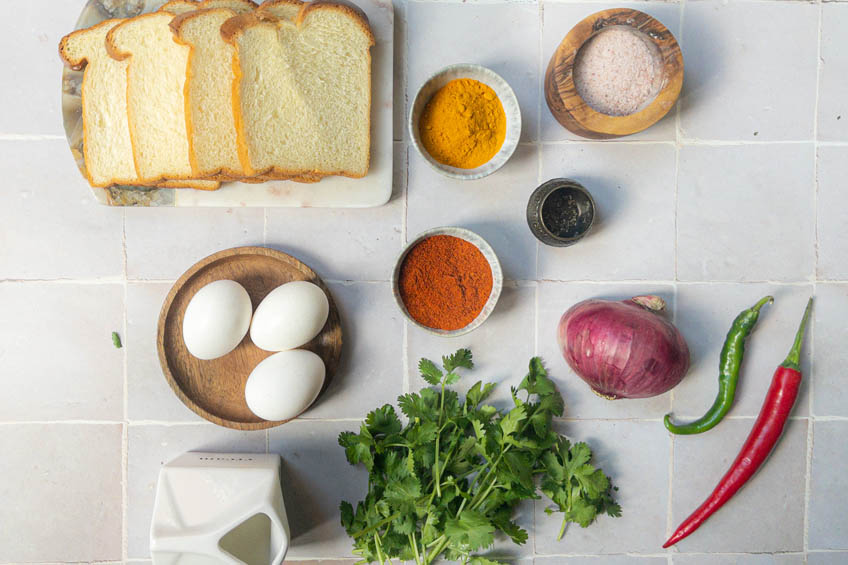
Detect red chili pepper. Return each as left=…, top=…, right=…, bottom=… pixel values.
left=663, top=298, right=813, bottom=549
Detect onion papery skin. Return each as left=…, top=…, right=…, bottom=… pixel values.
left=557, top=297, right=691, bottom=399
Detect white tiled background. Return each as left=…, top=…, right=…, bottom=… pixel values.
left=1, top=0, right=846, bottom=563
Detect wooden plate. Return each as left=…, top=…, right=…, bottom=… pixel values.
left=157, top=247, right=342, bottom=430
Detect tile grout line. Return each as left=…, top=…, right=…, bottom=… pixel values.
left=536, top=0, right=544, bottom=286
left=804, top=0, right=823, bottom=559
left=667, top=0, right=685, bottom=552
left=121, top=207, right=129, bottom=564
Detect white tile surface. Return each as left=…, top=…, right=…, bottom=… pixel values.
left=672, top=555, right=804, bottom=565
left=672, top=284, right=812, bottom=420
left=677, top=144, right=815, bottom=282
left=0, top=1, right=80, bottom=135
left=0, top=424, right=122, bottom=562
left=127, top=424, right=266, bottom=558
left=537, top=558, right=666, bottom=565
left=670, top=418, right=808, bottom=553
left=537, top=282, right=675, bottom=419
left=808, top=553, right=848, bottom=565
left=816, top=146, right=848, bottom=280
left=818, top=3, right=848, bottom=142
left=127, top=282, right=202, bottom=422
left=265, top=145, right=405, bottom=282
left=679, top=1, right=818, bottom=141
left=534, top=420, right=669, bottom=554
left=537, top=143, right=676, bottom=281
left=0, top=140, right=123, bottom=279
left=808, top=421, right=848, bottom=550
left=541, top=2, right=681, bottom=142
left=125, top=207, right=264, bottom=280
left=3, top=0, right=846, bottom=561
left=300, top=282, right=404, bottom=419
left=407, top=144, right=540, bottom=281
left=407, top=2, right=541, bottom=142
left=268, top=421, right=367, bottom=560
left=811, top=284, right=848, bottom=417
left=0, top=283, right=124, bottom=421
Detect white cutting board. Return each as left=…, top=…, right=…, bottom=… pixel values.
left=62, top=0, right=393, bottom=208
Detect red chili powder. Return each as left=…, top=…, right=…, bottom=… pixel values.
left=398, top=235, right=494, bottom=331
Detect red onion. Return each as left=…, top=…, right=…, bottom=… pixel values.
left=557, top=295, right=690, bottom=399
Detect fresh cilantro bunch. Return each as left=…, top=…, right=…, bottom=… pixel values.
left=339, top=349, right=620, bottom=565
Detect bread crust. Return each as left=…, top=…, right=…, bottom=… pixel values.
left=222, top=1, right=374, bottom=180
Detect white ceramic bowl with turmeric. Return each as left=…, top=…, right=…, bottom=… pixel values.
left=410, top=64, right=521, bottom=181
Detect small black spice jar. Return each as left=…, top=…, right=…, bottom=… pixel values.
left=526, top=179, right=596, bottom=247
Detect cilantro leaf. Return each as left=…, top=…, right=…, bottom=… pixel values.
left=339, top=500, right=354, bottom=530
left=444, top=509, right=495, bottom=551
left=499, top=405, right=526, bottom=439
left=466, top=381, right=496, bottom=408
left=568, top=496, right=599, bottom=528
left=442, top=348, right=473, bottom=373
left=365, top=405, right=402, bottom=436
left=419, top=358, right=443, bottom=385
left=338, top=430, right=373, bottom=472
left=518, top=357, right=556, bottom=397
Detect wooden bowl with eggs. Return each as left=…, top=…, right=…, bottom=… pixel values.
left=157, top=246, right=342, bottom=430
left=545, top=8, right=683, bottom=139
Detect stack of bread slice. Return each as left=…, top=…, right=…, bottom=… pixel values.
left=59, top=0, right=374, bottom=190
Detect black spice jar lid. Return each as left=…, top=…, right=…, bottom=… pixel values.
left=526, top=179, right=596, bottom=247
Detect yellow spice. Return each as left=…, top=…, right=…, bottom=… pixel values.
left=419, top=78, right=506, bottom=169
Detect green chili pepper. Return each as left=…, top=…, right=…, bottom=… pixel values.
left=663, top=295, right=773, bottom=435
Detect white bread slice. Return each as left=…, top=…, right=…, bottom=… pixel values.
left=106, top=12, right=195, bottom=184
left=171, top=6, right=258, bottom=180
left=59, top=20, right=219, bottom=191
left=59, top=20, right=137, bottom=188
left=247, top=0, right=321, bottom=184
left=222, top=3, right=374, bottom=179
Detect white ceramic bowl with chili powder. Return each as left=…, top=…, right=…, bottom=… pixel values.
left=392, top=227, right=504, bottom=337
left=409, top=64, right=522, bottom=180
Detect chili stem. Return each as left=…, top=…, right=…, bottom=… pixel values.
left=781, top=298, right=813, bottom=371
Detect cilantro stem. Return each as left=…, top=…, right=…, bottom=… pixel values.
left=351, top=512, right=401, bottom=539
left=409, top=532, right=422, bottom=565
left=433, top=379, right=447, bottom=499
left=424, top=535, right=448, bottom=564
left=557, top=517, right=570, bottom=540
left=374, top=533, right=385, bottom=564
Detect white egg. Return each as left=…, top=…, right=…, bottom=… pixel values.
left=250, top=281, right=330, bottom=352
left=244, top=349, right=326, bottom=421
left=182, top=280, right=252, bottom=360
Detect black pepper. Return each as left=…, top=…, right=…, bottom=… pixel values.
left=541, top=188, right=593, bottom=239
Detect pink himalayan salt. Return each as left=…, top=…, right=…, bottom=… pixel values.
left=573, top=26, right=663, bottom=117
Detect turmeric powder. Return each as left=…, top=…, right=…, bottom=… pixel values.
left=419, top=78, right=506, bottom=169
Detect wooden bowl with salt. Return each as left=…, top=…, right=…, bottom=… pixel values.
left=545, top=8, right=683, bottom=139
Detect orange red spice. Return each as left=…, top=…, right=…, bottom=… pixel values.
left=398, top=235, right=493, bottom=331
